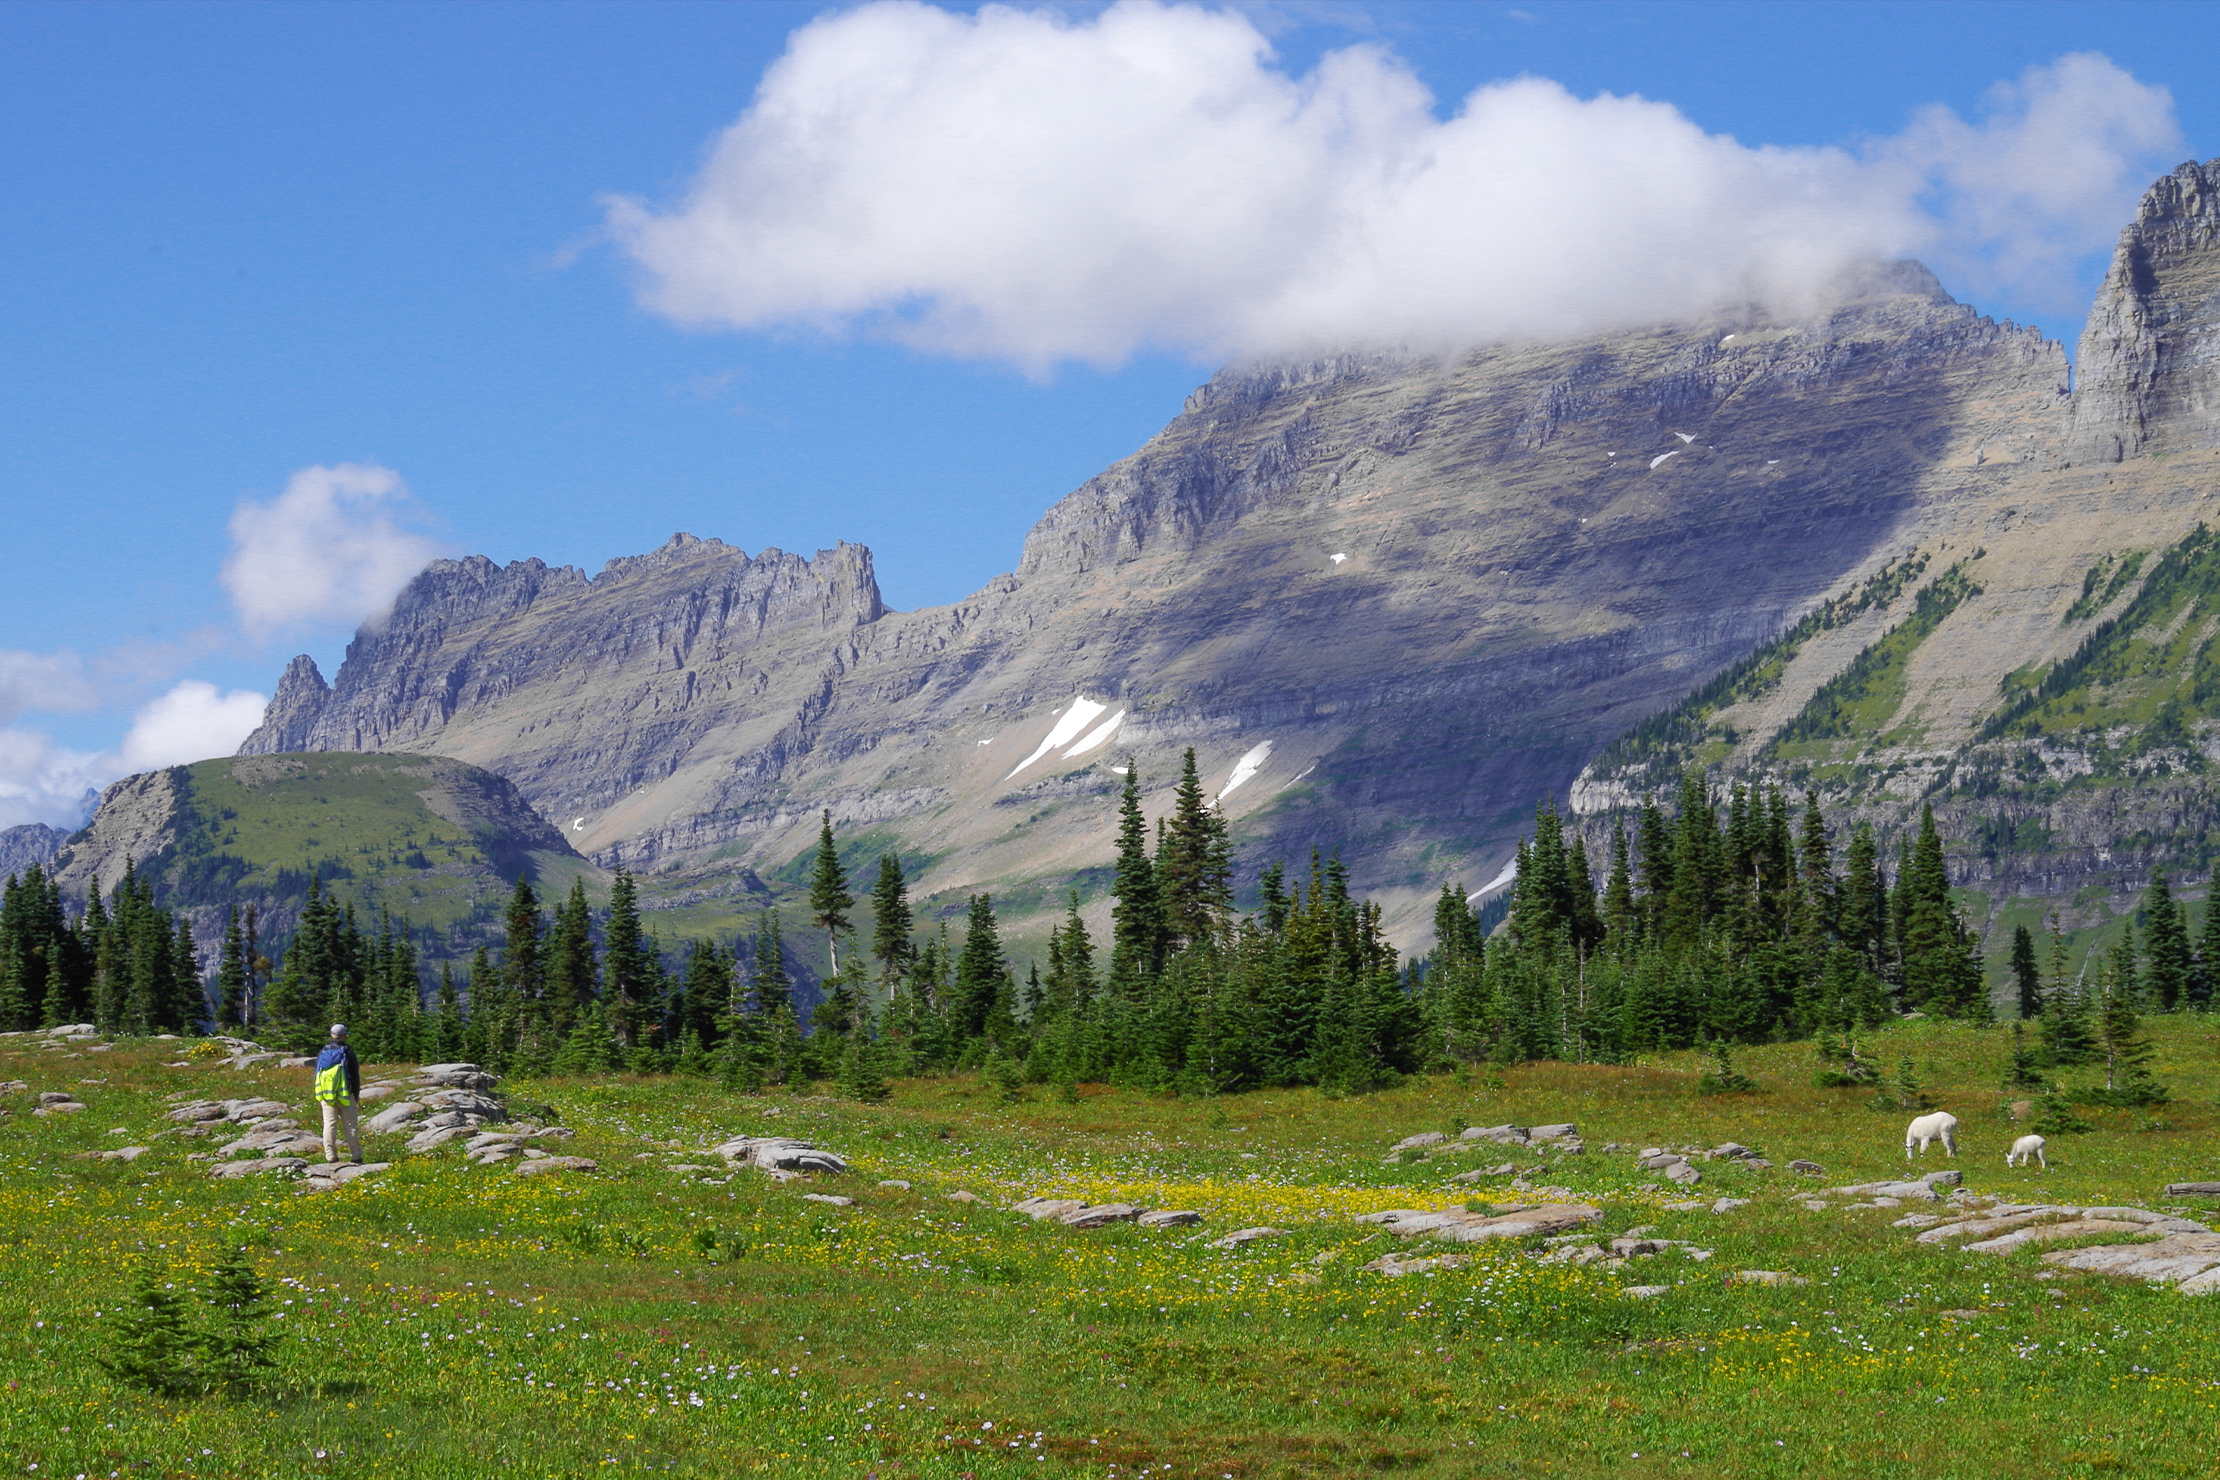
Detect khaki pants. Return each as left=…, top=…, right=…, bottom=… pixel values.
left=321, top=1100, right=361, bottom=1163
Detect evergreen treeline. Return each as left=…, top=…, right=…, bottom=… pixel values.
left=1418, top=782, right=1994, bottom=1065
left=8, top=761, right=2208, bottom=1097
left=0, top=861, right=203, bottom=1035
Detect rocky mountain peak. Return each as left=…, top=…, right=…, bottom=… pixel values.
left=2065, top=156, right=2220, bottom=463
left=238, top=654, right=332, bottom=756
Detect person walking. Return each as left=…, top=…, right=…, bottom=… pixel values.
left=314, top=1023, right=363, bottom=1164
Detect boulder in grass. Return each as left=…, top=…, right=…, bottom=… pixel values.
left=1529, top=1124, right=1578, bottom=1143
left=1730, top=1270, right=1810, bottom=1288
left=1835, top=1180, right=1940, bottom=1203
left=1390, top=1132, right=1445, bottom=1153
left=946, top=1190, right=982, bottom=1204
left=421, top=1088, right=506, bottom=1122
left=1459, top=1125, right=1531, bottom=1146
left=415, top=1063, right=500, bottom=1092
left=878, top=1179, right=913, bottom=1191
left=1061, top=1203, right=1145, bottom=1229
left=210, top=1157, right=308, bottom=1180
left=360, top=1102, right=425, bottom=1136
left=1014, top=1197, right=1090, bottom=1221
left=35, top=1101, right=87, bottom=1116
left=1664, top=1162, right=1702, bottom=1187
left=2043, top=1231, right=2220, bottom=1285
left=2165, top=1182, right=2220, bottom=1199
left=165, top=1102, right=228, bottom=1124
left=1960, top=1218, right=2149, bottom=1254
left=1138, top=1210, right=1203, bottom=1228
left=515, top=1155, right=597, bottom=1177
left=1437, top=1203, right=1604, bottom=1245
left=711, top=1136, right=848, bottom=1175
left=1363, top=1253, right=1470, bottom=1276
left=1208, top=1226, right=1285, bottom=1249
left=302, top=1161, right=391, bottom=1190
left=801, top=1193, right=854, bottom=1208
left=407, top=1124, right=478, bottom=1153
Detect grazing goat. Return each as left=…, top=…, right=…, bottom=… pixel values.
left=2007, top=1133, right=2047, bottom=1169
left=1905, top=1111, right=1959, bottom=1159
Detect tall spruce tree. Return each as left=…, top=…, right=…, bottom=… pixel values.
left=1108, top=764, right=1160, bottom=988
left=869, top=854, right=914, bottom=987
left=2010, top=924, right=2042, bottom=1020
left=2139, top=870, right=2190, bottom=1011
left=603, top=868, right=653, bottom=1046
left=808, top=810, right=854, bottom=976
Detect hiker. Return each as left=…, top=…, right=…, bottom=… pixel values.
left=314, top=1024, right=363, bottom=1164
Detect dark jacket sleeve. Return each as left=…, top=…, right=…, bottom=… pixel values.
left=344, top=1045, right=361, bottom=1099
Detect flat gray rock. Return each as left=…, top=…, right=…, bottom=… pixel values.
left=1060, top=1203, right=1144, bottom=1229
left=1961, top=1218, right=2148, bottom=1253
left=515, top=1156, right=597, bottom=1176
left=712, top=1136, right=848, bottom=1174
left=2163, top=1182, right=2220, bottom=1198
left=1137, top=1209, right=1202, bottom=1227
left=1014, top=1197, right=1090, bottom=1221
left=1731, top=1270, right=1809, bottom=1287
left=362, top=1102, right=426, bottom=1135
left=801, top=1193, right=854, bottom=1207
left=2044, top=1231, right=2220, bottom=1284
left=1391, top=1132, right=1446, bottom=1152
left=1208, top=1226, right=1285, bottom=1249
left=210, top=1157, right=308, bottom=1180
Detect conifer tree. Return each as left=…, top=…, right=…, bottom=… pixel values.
left=2139, top=869, right=2190, bottom=1011
left=869, top=853, right=914, bottom=987
left=1108, top=764, right=1160, bottom=988
left=2093, top=959, right=2164, bottom=1104
left=1157, top=748, right=1231, bottom=950
left=545, top=878, right=597, bottom=1036
left=603, top=868, right=653, bottom=1046
left=953, top=893, right=1014, bottom=1047
left=2010, top=924, right=2041, bottom=1019
left=502, top=877, right=544, bottom=1007
left=216, top=907, right=249, bottom=1030
left=808, top=810, right=854, bottom=976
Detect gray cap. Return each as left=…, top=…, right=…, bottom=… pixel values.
left=329, top=1024, right=348, bottom=1038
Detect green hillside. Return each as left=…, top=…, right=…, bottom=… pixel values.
left=53, top=754, right=599, bottom=947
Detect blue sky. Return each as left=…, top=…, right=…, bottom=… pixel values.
left=1, top=0, right=2215, bottom=826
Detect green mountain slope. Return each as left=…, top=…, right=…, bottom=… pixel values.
left=51, top=753, right=602, bottom=957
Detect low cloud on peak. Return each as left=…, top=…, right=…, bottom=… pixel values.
left=607, top=1, right=2180, bottom=372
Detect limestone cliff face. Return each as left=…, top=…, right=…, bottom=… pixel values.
left=237, top=265, right=2067, bottom=942
left=239, top=654, right=332, bottom=755
left=2066, top=157, right=2220, bottom=464
left=0, top=824, right=66, bottom=879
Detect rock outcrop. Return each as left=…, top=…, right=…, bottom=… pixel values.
left=0, top=823, right=66, bottom=879
left=2066, top=158, right=2220, bottom=464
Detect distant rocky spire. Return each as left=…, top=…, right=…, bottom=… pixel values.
left=2065, top=158, right=2220, bottom=464
left=236, top=654, right=330, bottom=755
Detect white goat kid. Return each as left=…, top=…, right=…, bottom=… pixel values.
left=1905, top=1111, right=1959, bottom=1159
left=2007, top=1133, right=2048, bottom=1169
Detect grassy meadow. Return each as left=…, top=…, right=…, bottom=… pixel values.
left=4, top=1018, right=2219, bottom=1478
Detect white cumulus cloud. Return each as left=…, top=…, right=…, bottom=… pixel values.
left=221, top=463, right=444, bottom=635
left=607, top=1, right=2181, bottom=371
left=118, top=680, right=270, bottom=773
left=0, top=729, right=107, bottom=831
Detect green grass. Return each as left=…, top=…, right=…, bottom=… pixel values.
left=160, top=755, right=589, bottom=936
left=5, top=1017, right=2220, bottom=1477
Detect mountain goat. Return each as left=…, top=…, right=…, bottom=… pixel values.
left=1905, top=1111, right=1959, bottom=1159
left=2007, top=1133, right=2047, bottom=1169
